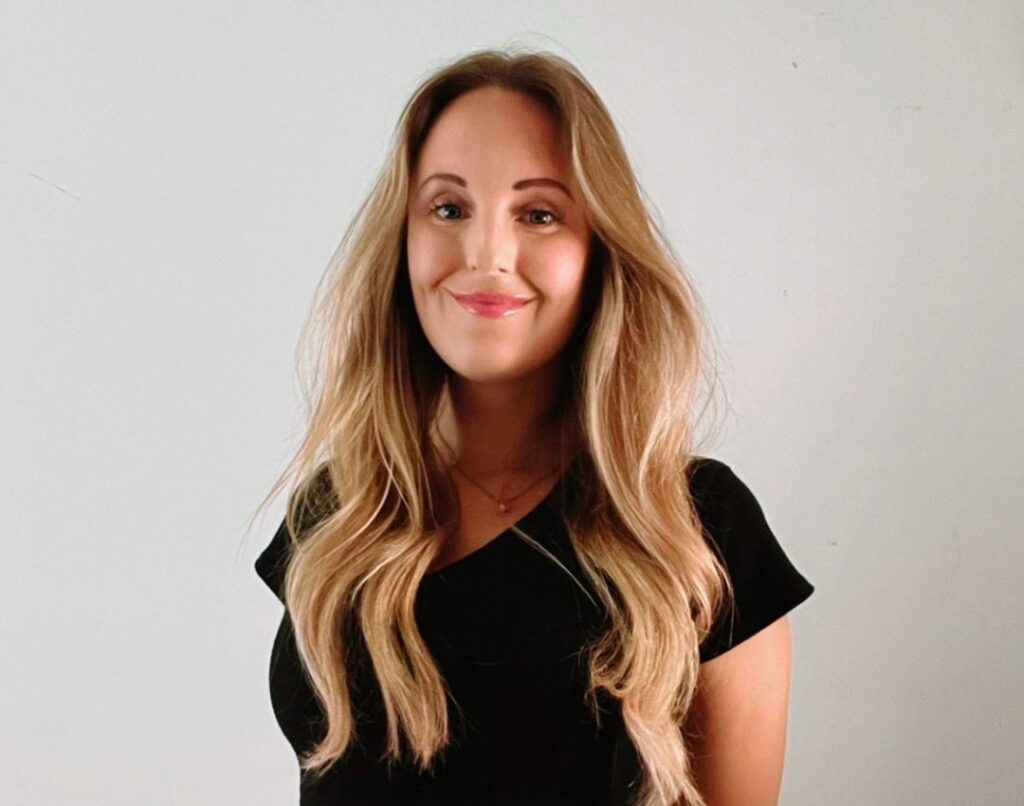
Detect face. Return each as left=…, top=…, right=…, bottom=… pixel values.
left=406, top=86, right=592, bottom=385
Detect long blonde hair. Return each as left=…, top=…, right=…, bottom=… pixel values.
left=254, top=47, right=731, bottom=806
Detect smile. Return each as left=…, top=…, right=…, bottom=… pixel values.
left=449, top=291, right=532, bottom=319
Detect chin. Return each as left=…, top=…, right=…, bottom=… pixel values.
left=445, top=364, right=526, bottom=385
left=436, top=352, right=520, bottom=383
left=442, top=352, right=564, bottom=387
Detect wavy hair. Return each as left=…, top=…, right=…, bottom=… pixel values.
left=253, top=47, right=731, bottom=806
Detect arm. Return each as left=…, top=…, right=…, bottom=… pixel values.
left=682, top=615, right=794, bottom=806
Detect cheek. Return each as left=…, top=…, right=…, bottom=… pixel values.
left=407, top=222, right=465, bottom=287
left=530, top=238, right=589, bottom=300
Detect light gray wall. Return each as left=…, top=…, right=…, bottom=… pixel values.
left=2, top=2, right=1021, bottom=804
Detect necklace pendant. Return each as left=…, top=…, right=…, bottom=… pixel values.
left=498, top=501, right=509, bottom=513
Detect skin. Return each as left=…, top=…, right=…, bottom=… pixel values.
left=406, top=86, right=591, bottom=568
left=683, top=616, right=794, bottom=805
left=406, top=85, right=793, bottom=804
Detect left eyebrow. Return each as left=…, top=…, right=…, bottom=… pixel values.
left=512, top=177, right=574, bottom=200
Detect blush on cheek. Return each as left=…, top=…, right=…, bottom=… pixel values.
left=532, top=241, right=589, bottom=291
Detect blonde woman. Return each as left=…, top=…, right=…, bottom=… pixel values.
left=254, top=48, right=814, bottom=806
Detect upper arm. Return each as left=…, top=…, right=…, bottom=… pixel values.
left=683, top=614, right=794, bottom=806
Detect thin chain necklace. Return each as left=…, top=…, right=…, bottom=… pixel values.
left=435, top=431, right=559, bottom=514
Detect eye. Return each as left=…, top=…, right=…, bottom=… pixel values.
left=524, top=208, right=559, bottom=227
left=429, top=201, right=464, bottom=221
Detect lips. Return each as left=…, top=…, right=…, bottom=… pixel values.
left=450, top=291, right=532, bottom=318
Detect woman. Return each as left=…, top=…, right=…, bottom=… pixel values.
left=254, top=48, right=814, bottom=806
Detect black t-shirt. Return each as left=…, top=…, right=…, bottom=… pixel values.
left=255, top=456, right=814, bottom=805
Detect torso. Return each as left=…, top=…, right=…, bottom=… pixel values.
left=255, top=455, right=815, bottom=805
left=264, top=475, right=628, bottom=804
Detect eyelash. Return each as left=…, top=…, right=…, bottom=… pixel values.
left=428, top=200, right=561, bottom=227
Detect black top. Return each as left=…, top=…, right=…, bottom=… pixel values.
left=255, top=456, right=814, bottom=805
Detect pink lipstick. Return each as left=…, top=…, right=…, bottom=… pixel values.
left=450, top=292, right=531, bottom=318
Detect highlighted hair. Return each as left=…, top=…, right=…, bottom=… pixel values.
left=254, top=47, right=731, bottom=806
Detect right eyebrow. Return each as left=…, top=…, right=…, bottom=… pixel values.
left=417, top=173, right=466, bottom=191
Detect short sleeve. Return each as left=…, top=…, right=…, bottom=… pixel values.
left=688, top=457, right=815, bottom=663
left=254, top=463, right=337, bottom=605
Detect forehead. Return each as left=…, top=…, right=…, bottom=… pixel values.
left=414, top=87, right=570, bottom=181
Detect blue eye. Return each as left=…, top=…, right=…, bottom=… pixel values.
left=431, top=202, right=463, bottom=221
left=427, top=201, right=559, bottom=226
left=526, top=209, right=557, bottom=226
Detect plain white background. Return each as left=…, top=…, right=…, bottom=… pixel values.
left=2, top=2, right=1021, bottom=804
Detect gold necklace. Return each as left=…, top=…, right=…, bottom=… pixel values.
left=435, top=432, right=559, bottom=514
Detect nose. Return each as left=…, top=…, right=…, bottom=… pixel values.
left=466, top=209, right=516, bottom=275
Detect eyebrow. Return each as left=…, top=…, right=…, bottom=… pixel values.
left=417, top=172, right=574, bottom=200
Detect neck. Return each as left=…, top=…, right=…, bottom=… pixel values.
left=435, top=362, right=567, bottom=481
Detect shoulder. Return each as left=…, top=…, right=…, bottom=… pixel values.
left=687, top=456, right=769, bottom=555
left=254, top=463, right=336, bottom=604
left=686, top=455, right=815, bottom=662
left=686, top=455, right=755, bottom=513
left=686, top=455, right=782, bottom=560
